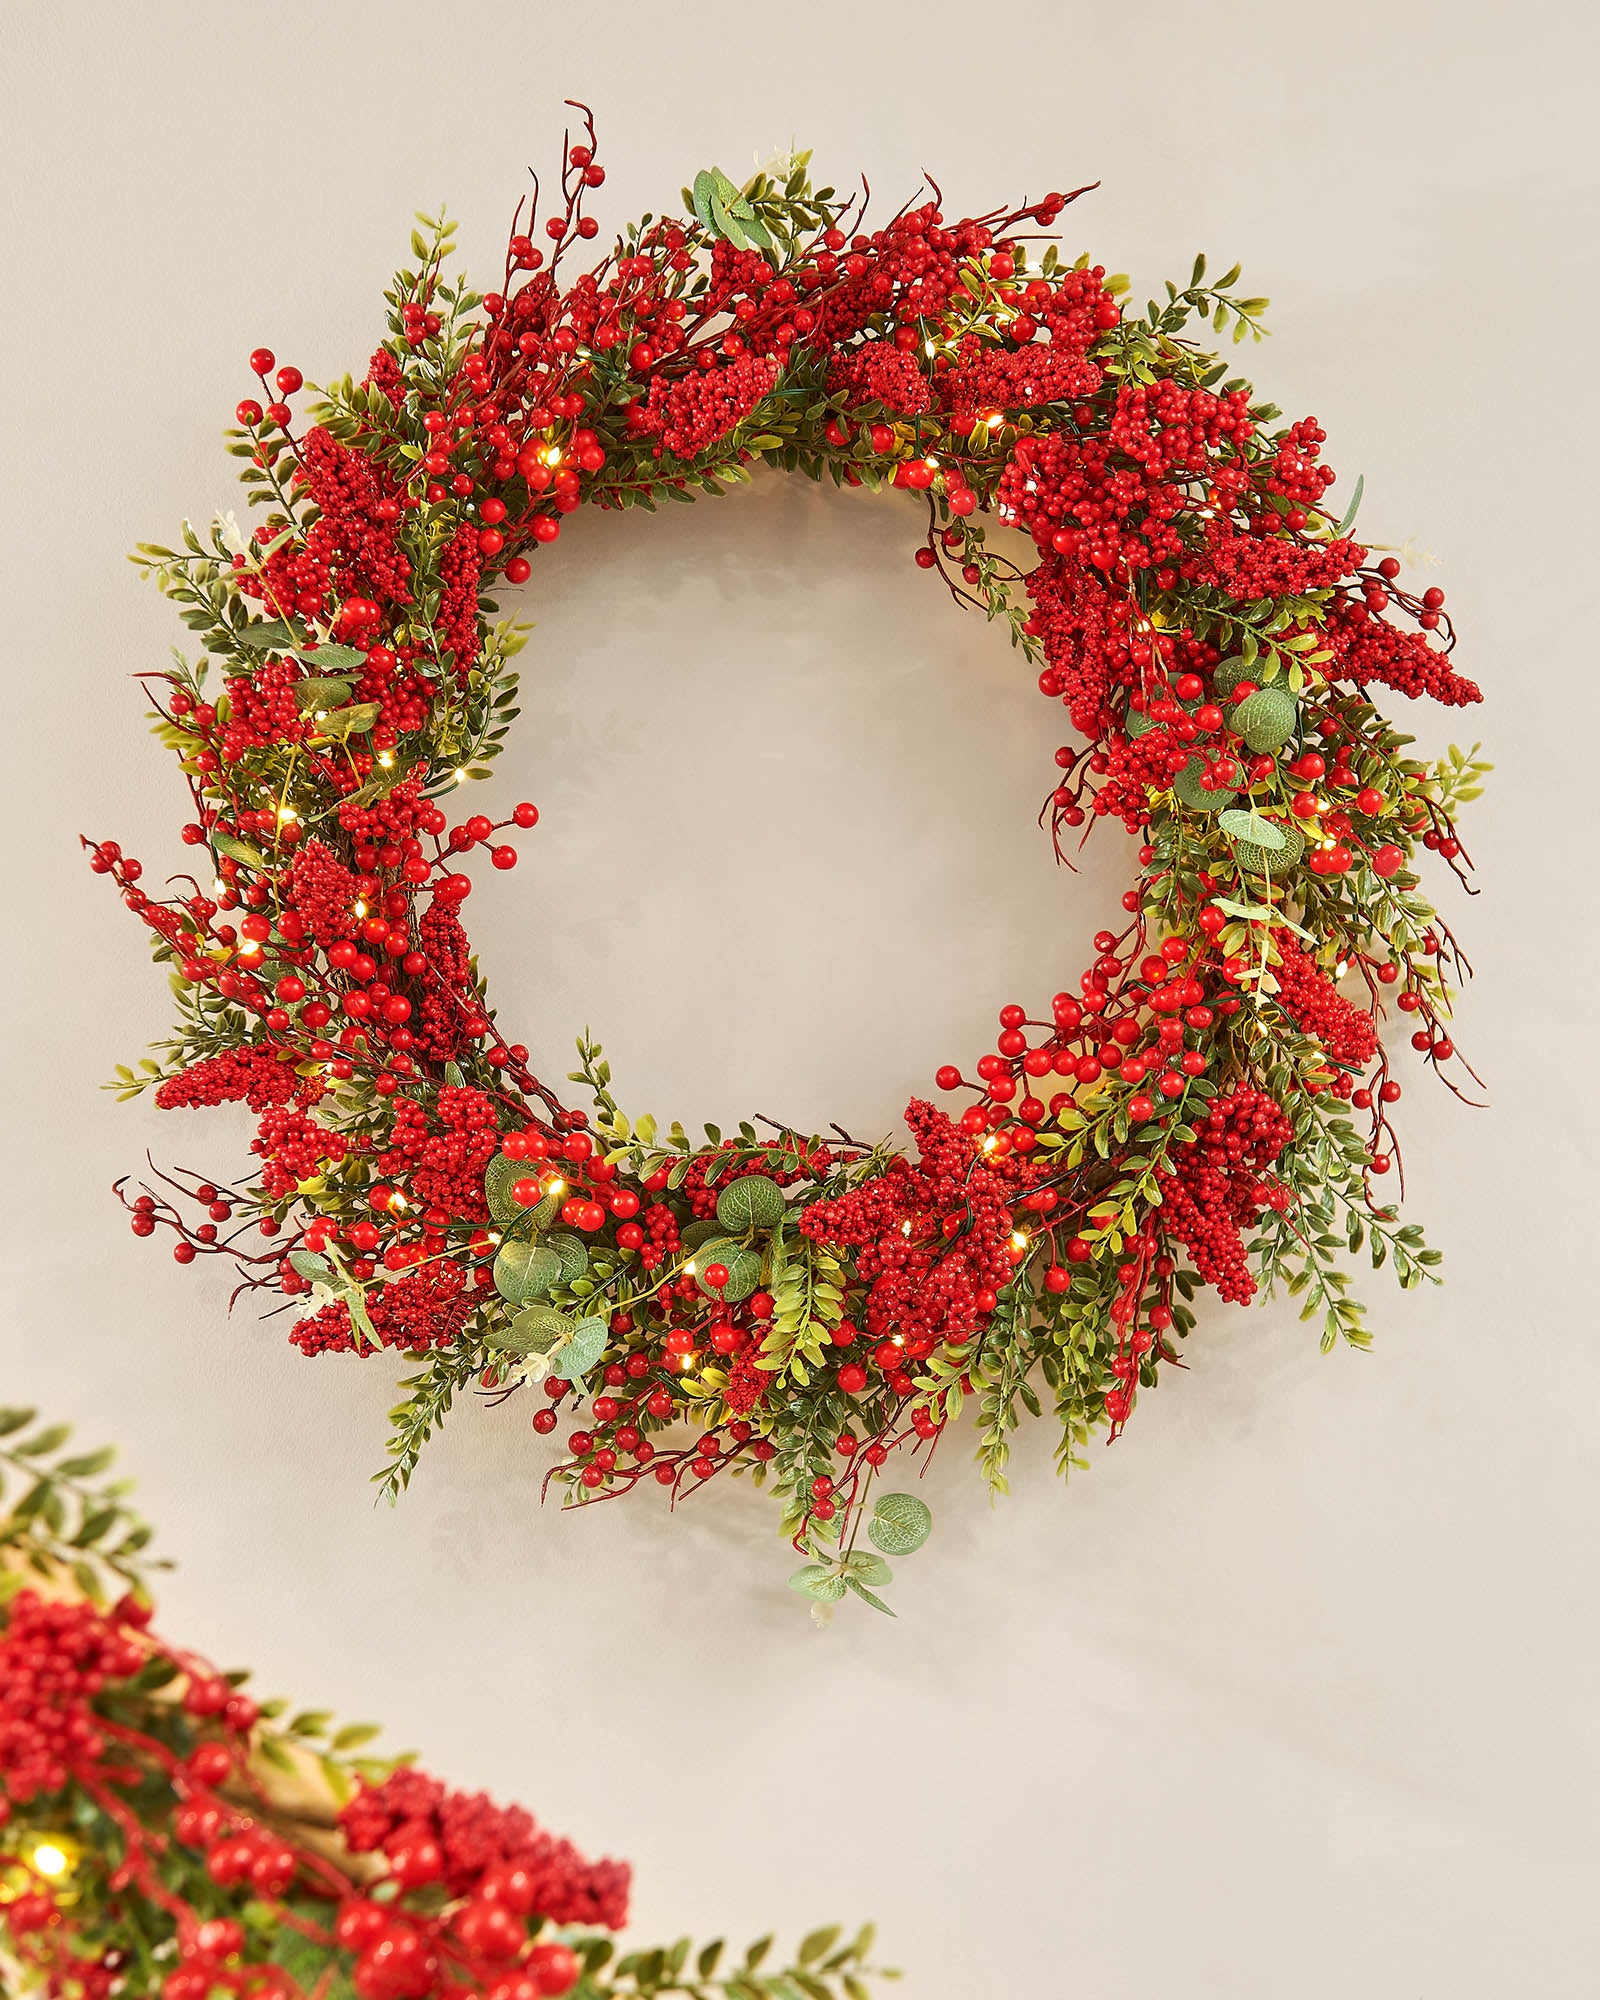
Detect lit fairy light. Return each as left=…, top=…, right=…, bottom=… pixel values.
left=31, top=1844, right=69, bottom=1879
left=981, top=1135, right=998, bottom=1153
left=276, top=804, right=298, bottom=823
left=542, top=446, right=563, bottom=466
left=353, top=900, right=367, bottom=918
left=901, top=1220, right=913, bottom=1236
left=1010, top=1231, right=1028, bottom=1253
left=684, top=1258, right=697, bottom=1276
left=378, top=752, right=395, bottom=768
left=454, top=768, right=469, bottom=784
left=546, top=1178, right=566, bottom=1199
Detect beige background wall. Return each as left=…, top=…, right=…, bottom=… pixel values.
left=3, top=3, right=1597, bottom=1992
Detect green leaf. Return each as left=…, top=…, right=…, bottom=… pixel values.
left=867, top=1491, right=932, bottom=1556
left=345, top=1289, right=380, bottom=1353
left=485, top=1152, right=539, bottom=1224
left=493, top=1239, right=562, bottom=1306
left=550, top=1316, right=608, bottom=1383
left=293, top=675, right=355, bottom=713
left=236, top=618, right=300, bottom=653
left=298, top=643, right=366, bottom=674
left=1218, top=807, right=1288, bottom=852
left=14, top=1425, right=70, bottom=1458
left=210, top=830, right=270, bottom=872
left=788, top=1564, right=846, bottom=1602
left=331, top=1721, right=382, bottom=1751
left=798, top=1927, right=841, bottom=1967
left=716, top=1174, right=787, bottom=1232
left=488, top=1305, right=575, bottom=1356
left=289, top=1250, right=334, bottom=1283
left=313, top=702, right=382, bottom=740
left=52, top=1448, right=116, bottom=1479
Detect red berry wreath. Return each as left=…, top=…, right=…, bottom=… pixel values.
left=93, top=111, right=1487, bottom=1611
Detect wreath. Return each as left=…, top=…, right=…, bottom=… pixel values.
left=0, top=1405, right=888, bottom=1999
left=94, top=111, right=1487, bottom=1612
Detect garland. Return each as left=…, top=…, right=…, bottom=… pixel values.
left=0, top=1407, right=888, bottom=1998
left=93, top=113, right=1487, bottom=1609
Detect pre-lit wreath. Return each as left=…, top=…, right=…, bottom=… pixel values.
left=94, top=111, right=1487, bottom=1611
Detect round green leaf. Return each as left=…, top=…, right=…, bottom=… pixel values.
left=1218, top=807, right=1287, bottom=851
left=293, top=675, right=355, bottom=714
left=1211, top=655, right=1256, bottom=696
left=315, top=701, right=383, bottom=740
left=694, top=1239, right=761, bottom=1303
left=868, top=1491, right=933, bottom=1556
left=788, top=1564, right=847, bottom=1602
left=542, top=1228, right=589, bottom=1284
left=492, top=1240, right=561, bottom=1305
left=1232, top=685, right=1298, bottom=752
left=551, top=1316, right=608, bottom=1382
left=486, top=1304, right=574, bottom=1355
left=1230, top=819, right=1307, bottom=876
left=485, top=1153, right=540, bottom=1224
left=715, top=1174, right=787, bottom=1233
left=679, top=1217, right=725, bottom=1252
left=1172, top=757, right=1238, bottom=811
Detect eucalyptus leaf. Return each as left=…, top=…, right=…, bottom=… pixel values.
left=550, top=1316, right=607, bottom=1383
left=293, top=676, right=355, bottom=713
left=487, top=1304, right=574, bottom=1356
left=484, top=1152, right=539, bottom=1225
left=493, top=1239, right=561, bottom=1305
left=787, top=1564, right=846, bottom=1602
left=867, top=1491, right=932, bottom=1556
left=1218, top=808, right=1288, bottom=851
left=314, top=702, right=382, bottom=740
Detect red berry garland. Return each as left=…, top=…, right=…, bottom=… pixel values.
left=95, top=117, right=1485, bottom=1611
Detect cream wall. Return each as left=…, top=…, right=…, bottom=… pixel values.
left=3, top=3, right=1597, bottom=1993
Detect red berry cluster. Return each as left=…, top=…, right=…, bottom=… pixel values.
left=1154, top=1087, right=1295, bottom=1303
